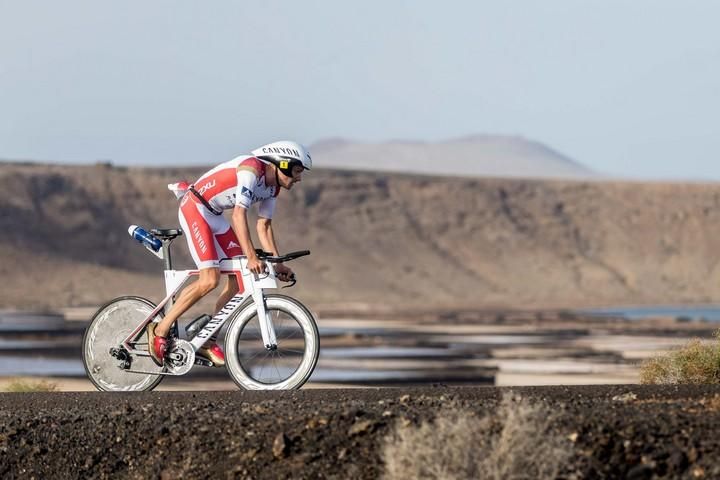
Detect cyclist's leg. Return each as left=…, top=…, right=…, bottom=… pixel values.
left=149, top=266, right=220, bottom=365
left=155, top=267, right=220, bottom=337
left=154, top=198, right=223, bottom=338
left=193, top=275, right=240, bottom=357
left=197, top=227, right=244, bottom=358
left=212, top=226, right=244, bottom=313
left=214, top=226, right=244, bottom=259
left=214, top=275, right=240, bottom=313
left=192, top=274, right=238, bottom=366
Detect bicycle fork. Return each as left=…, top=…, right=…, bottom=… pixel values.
left=252, top=287, right=278, bottom=349
left=245, top=263, right=279, bottom=350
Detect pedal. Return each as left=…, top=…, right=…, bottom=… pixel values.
left=194, top=357, right=214, bottom=367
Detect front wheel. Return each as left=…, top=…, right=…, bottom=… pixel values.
left=224, top=294, right=319, bottom=390
left=82, top=296, right=164, bottom=392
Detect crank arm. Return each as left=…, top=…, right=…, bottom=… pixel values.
left=194, top=357, right=214, bottom=367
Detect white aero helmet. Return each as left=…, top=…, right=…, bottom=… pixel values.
left=251, top=140, right=312, bottom=177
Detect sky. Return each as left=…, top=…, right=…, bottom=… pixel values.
left=1, top=0, right=720, bottom=180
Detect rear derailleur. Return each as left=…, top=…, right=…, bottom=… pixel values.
left=109, top=346, right=132, bottom=370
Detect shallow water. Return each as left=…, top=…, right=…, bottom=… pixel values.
left=0, top=356, right=86, bottom=376
left=0, top=354, right=490, bottom=384
left=581, top=305, right=720, bottom=321
left=1, top=306, right=713, bottom=386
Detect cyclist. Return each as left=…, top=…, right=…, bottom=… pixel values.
left=147, top=140, right=312, bottom=367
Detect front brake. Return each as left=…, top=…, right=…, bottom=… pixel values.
left=281, top=273, right=297, bottom=288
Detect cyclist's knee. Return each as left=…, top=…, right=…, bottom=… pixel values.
left=197, top=269, right=220, bottom=295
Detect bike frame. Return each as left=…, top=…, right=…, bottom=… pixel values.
left=122, top=256, right=279, bottom=357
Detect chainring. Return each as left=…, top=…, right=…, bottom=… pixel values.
left=165, top=339, right=196, bottom=376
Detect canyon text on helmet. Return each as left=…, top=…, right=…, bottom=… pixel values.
left=251, top=140, right=312, bottom=177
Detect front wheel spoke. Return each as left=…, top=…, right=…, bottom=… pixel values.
left=273, top=355, right=282, bottom=380
left=275, top=352, right=297, bottom=367
left=279, top=330, right=300, bottom=341
left=252, top=322, right=263, bottom=341
left=242, top=349, right=267, bottom=362
left=243, top=317, right=261, bottom=340
left=258, top=361, right=267, bottom=381
left=280, top=348, right=305, bottom=354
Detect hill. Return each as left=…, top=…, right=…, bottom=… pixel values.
left=310, top=135, right=595, bottom=179
left=1, top=162, right=719, bottom=310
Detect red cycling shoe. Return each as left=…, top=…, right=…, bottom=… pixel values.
left=146, top=323, right=167, bottom=367
left=197, top=343, right=225, bottom=367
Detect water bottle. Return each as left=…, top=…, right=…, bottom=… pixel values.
left=128, top=225, right=162, bottom=252
left=185, top=314, right=212, bottom=339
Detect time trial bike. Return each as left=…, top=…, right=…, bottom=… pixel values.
left=81, top=227, right=319, bottom=391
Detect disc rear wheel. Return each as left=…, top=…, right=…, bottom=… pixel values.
left=82, top=296, right=164, bottom=392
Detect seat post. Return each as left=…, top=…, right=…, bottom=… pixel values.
left=161, top=240, right=173, bottom=271
left=150, top=228, right=182, bottom=271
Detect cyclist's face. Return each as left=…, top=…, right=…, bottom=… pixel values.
left=281, top=165, right=304, bottom=189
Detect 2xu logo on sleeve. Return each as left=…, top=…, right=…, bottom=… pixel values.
left=197, top=179, right=216, bottom=195
left=181, top=179, right=216, bottom=208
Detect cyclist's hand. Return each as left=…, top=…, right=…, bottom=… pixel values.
left=247, top=256, right=266, bottom=275
left=275, top=264, right=294, bottom=282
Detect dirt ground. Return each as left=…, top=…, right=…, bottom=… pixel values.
left=1, top=385, right=720, bottom=479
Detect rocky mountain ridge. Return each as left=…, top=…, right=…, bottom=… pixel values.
left=1, top=162, right=719, bottom=310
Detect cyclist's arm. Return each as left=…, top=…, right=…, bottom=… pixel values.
left=232, top=162, right=263, bottom=266
left=257, top=217, right=293, bottom=280
left=256, top=217, right=280, bottom=256
left=231, top=206, right=259, bottom=263
left=256, top=196, right=279, bottom=255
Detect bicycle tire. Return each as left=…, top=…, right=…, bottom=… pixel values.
left=224, top=294, right=320, bottom=390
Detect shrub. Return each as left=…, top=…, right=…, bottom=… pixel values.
left=4, top=378, right=59, bottom=392
left=382, top=393, right=571, bottom=480
left=640, top=337, right=720, bottom=385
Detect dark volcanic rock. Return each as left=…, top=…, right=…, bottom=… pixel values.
left=1, top=386, right=720, bottom=479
